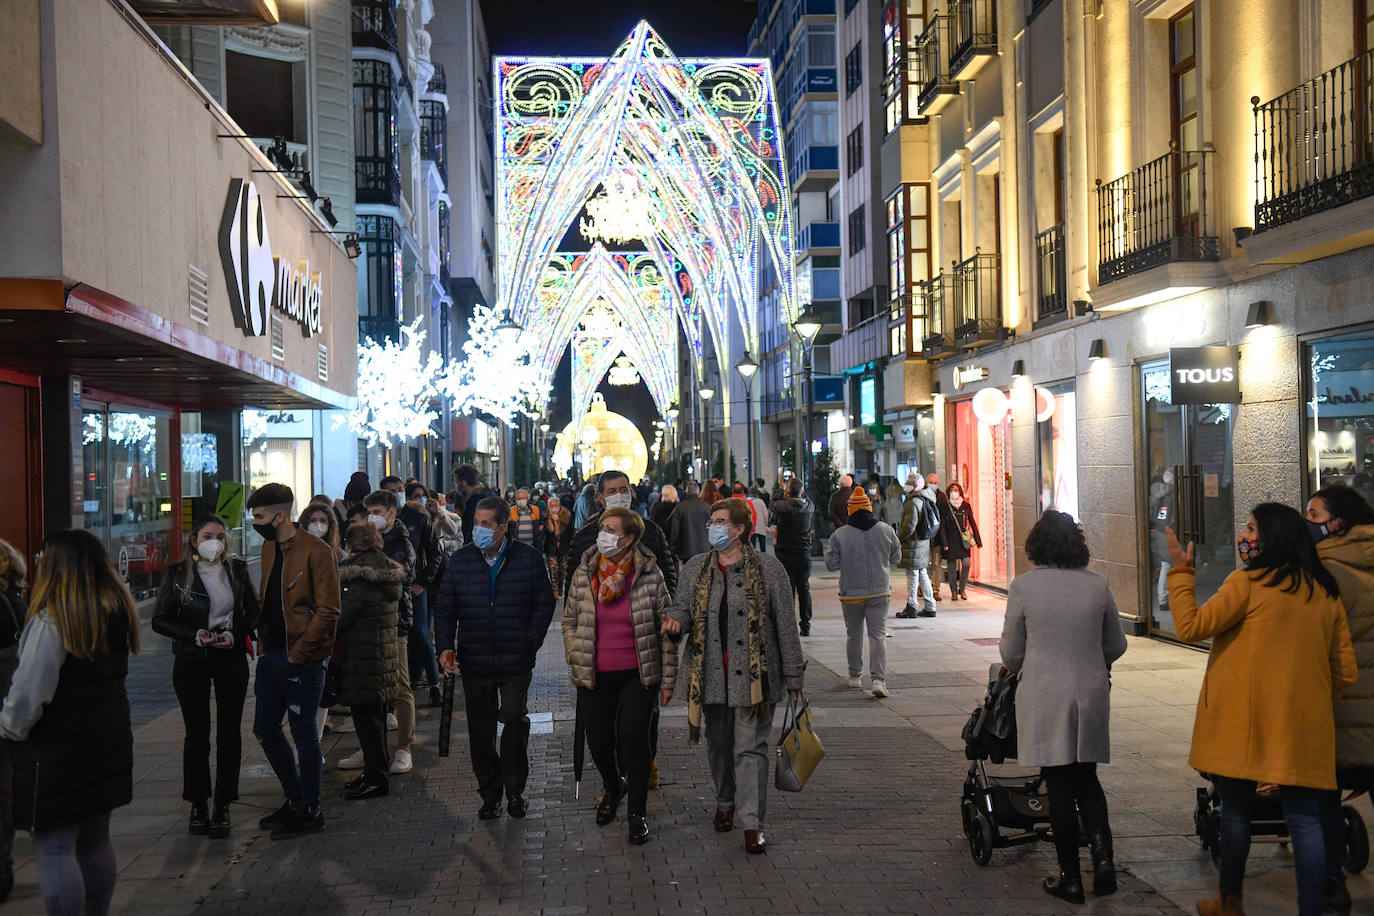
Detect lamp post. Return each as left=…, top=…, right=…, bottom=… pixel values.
left=539, top=422, right=550, bottom=481
left=793, top=307, right=822, bottom=493
left=666, top=404, right=679, bottom=479
left=493, top=308, right=523, bottom=490
left=698, top=384, right=715, bottom=481
left=735, top=354, right=758, bottom=484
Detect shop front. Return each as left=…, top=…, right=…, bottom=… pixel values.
left=947, top=387, right=1015, bottom=591
left=1306, top=325, right=1374, bottom=505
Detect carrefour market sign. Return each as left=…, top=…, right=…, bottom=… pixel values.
left=218, top=179, right=324, bottom=339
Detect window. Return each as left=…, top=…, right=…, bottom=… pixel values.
left=1170, top=6, right=1200, bottom=234
left=845, top=41, right=863, bottom=95
left=887, top=184, right=932, bottom=355
left=846, top=125, right=864, bottom=176
left=357, top=215, right=398, bottom=320
left=353, top=59, right=399, bottom=205
left=1305, top=329, right=1374, bottom=499
left=848, top=203, right=866, bottom=255
left=225, top=51, right=300, bottom=141
left=845, top=0, right=861, bottom=16
left=881, top=2, right=926, bottom=133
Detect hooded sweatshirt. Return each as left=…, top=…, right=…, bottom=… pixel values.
left=1322, top=524, right=1374, bottom=767
left=824, top=509, right=902, bottom=601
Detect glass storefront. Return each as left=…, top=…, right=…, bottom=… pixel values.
left=1306, top=328, right=1374, bottom=508
left=1141, top=361, right=1234, bottom=641
left=950, top=394, right=1014, bottom=590
left=1035, top=382, right=1079, bottom=518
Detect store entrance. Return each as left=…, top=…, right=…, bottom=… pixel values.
left=951, top=395, right=1014, bottom=591
left=1141, top=361, right=1234, bottom=641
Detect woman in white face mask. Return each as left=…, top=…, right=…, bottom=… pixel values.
left=150, top=515, right=260, bottom=839
left=299, top=504, right=344, bottom=562
left=562, top=508, right=674, bottom=846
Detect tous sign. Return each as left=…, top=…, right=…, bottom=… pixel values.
left=218, top=179, right=324, bottom=339
left=1169, top=346, right=1240, bottom=404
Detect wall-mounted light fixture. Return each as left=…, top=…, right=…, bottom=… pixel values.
left=1088, top=339, right=1106, bottom=361
left=1011, top=359, right=1026, bottom=378
left=1244, top=300, right=1274, bottom=329
left=931, top=381, right=942, bottom=395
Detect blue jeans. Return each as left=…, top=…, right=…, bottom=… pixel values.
left=253, top=652, right=325, bottom=813
left=1214, top=776, right=1325, bottom=915
left=408, top=590, right=440, bottom=687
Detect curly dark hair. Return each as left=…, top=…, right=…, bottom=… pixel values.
left=1024, top=510, right=1090, bottom=569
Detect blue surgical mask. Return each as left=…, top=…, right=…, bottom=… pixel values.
left=472, top=526, right=496, bottom=550
left=394, top=491, right=405, bottom=507
left=707, top=524, right=735, bottom=551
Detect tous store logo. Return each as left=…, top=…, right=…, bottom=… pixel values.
left=218, top=179, right=323, bottom=339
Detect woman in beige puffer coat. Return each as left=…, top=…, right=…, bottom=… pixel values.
left=562, top=507, right=675, bottom=846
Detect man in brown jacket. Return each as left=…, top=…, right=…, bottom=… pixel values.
left=246, top=483, right=341, bottom=840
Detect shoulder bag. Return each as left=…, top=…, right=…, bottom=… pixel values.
left=775, top=693, right=825, bottom=792
left=959, top=511, right=976, bottom=549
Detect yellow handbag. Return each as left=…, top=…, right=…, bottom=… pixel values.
left=775, top=694, right=824, bottom=792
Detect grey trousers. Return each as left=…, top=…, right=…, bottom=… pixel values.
left=905, top=564, right=935, bottom=611
left=703, top=703, right=776, bottom=831
left=842, top=596, right=888, bottom=681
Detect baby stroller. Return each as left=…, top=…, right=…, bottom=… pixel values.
left=960, top=664, right=1054, bottom=866
left=1194, top=780, right=1370, bottom=873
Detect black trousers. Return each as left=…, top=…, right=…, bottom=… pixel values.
left=776, top=551, right=812, bottom=630
left=751, top=534, right=766, bottom=553
left=1042, top=762, right=1111, bottom=876
left=172, top=649, right=250, bottom=806
left=351, top=704, right=390, bottom=785
left=461, top=671, right=533, bottom=805
left=580, top=669, right=656, bottom=817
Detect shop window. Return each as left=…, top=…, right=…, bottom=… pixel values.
left=226, top=51, right=302, bottom=142
left=1306, top=329, right=1374, bottom=505
left=1034, top=382, right=1078, bottom=518
left=950, top=394, right=1013, bottom=591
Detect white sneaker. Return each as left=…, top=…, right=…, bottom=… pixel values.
left=386, top=712, right=398, bottom=731
left=332, top=718, right=356, bottom=734
left=848, top=676, right=862, bottom=688
left=337, top=748, right=365, bottom=770
left=389, top=748, right=413, bottom=774
left=872, top=680, right=890, bottom=699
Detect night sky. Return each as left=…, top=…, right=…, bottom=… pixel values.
left=478, top=0, right=758, bottom=58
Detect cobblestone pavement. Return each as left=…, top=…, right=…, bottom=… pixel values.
left=5, top=564, right=1371, bottom=914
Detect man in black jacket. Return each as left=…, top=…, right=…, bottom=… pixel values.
left=435, top=496, right=555, bottom=821
left=361, top=491, right=418, bottom=773
left=770, top=478, right=815, bottom=635
left=453, top=464, right=492, bottom=546
left=563, top=470, right=678, bottom=598
left=671, top=480, right=712, bottom=561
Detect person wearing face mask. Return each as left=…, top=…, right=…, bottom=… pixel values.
left=244, top=483, right=340, bottom=840
left=660, top=497, right=804, bottom=854
left=152, top=515, right=259, bottom=840
left=940, top=482, right=981, bottom=600
left=564, top=471, right=678, bottom=600
left=1305, top=485, right=1374, bottom=912
left=508, top=488, right=544, bottom=552
left=386, top=480, right=444, bottom=706
left=562, top=508, right=675, bottom=845
left=926, top=474, right=947, bottom=600
left=895, top=472, right=942, bottom=619
left=544, top=496, right=573, bottom=599
left=434, top=497, right=556, bottom=820
left=1167, top=504, right=1357, bottom=916
left=300, top=504, right=344, bottom=562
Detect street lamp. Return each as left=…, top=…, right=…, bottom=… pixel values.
left=493, top=308, right=523, bottom=349
left=699, top=384, right=715, bottom=481
left=735, top=354, right=758, bottom=483
left=793, top=307, right=822, bottom=493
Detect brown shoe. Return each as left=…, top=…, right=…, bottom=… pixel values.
left=713, top=809, right=734, bottom=832
left=648, top=761, right=660, bottom=789
left=1196, top=894, right=1245, bottom=916
left=744, top=829, right=767, bottom=854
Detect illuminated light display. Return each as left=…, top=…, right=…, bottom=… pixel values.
left=551, top=394, right=648, bottom=482
left=606, top=356, right=641, bottom=387
left=438, top=303, right=548, bottom=423
left=337, top=318, right=444, bottom=447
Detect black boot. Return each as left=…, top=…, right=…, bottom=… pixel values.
left=1088, top=828, right=1117, bottom=896
left=1042, top=872, right=1085, bottom=904
left=209, top=805, right=231, bottom=839
left=188, top=801, right=210, bottom=835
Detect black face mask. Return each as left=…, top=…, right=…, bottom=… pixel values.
left=1306, top=518, right=1332, bottom=543
left=252, top=514, right=280, bottom=542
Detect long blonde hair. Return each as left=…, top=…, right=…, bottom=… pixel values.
left=27, top=529, right=140, bottom=660
left=0, top=538, right=25, bottom=591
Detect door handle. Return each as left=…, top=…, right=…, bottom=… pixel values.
left=1191, top=464, right=1206, bottom=546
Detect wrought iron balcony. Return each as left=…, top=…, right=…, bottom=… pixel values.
left=947, top=0, right=997, bottom=81
left=1253, top=49, right=1374, bottom=232
left=1096, top=147, right=1219, bottom=284
left=917, top=273, right=957, bottom=360
left=351, top=0, right=397, bottom=52
left=419, top=99, right=448, bottom=184
left=1035, top=222, right=1068, bottom=325
left=953, top=251, right=1004, bottom=346
left=356, top=155, right=402, bottom=207
left=913, top=16, right=959, bottom=115
left=427, top=64, right=447, bottom=95
left=359, top=314, right=402, bottom=345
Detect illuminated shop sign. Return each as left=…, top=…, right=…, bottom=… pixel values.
left=1169, top=346, right=1240, bottom=404
left=218, top=179, right=324, bottom=339
left=952, top=365, right=988, bottom=390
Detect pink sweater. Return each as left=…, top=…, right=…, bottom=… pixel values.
left=595, top=574, right=638, bottom=673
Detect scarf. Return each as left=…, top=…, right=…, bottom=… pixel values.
left=595, top=552, right=634, bottom=604
left=685, top=543, right=770, bottom=743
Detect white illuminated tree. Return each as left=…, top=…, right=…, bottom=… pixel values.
left=438, top=303, right=548, bottom=423
left=335, top=318, right=444, bottom=447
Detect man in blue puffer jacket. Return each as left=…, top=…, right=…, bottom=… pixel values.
left=434, top=496, right=555, bottom=821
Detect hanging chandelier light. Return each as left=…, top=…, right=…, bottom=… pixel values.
left=579, top=176, right=658, bottom=245
left=578, top=300, right=622, bottom=339
left=607, top=355, right=641, bottom=387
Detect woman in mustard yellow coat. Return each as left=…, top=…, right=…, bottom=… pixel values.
left=1167, top=503, right=1356, bottom=916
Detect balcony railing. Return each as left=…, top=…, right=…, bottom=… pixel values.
left=356, top=155, right=402, bottom=207
left=1035, top=223, right=1068, bottom=324
left=359, top=314, right=402, bottom=345
left=947, top=0, right=997, bottom=80
left=830, top=313, right=888, bottom=371
left=419, top=100, right=448, bottom=184
left=351, top=0, right=397, bottom=52
left=1096, top=147, right=1219, bottom=284
left=917, top=274, right=957, bottom=359
left=914, top=16, right=959, bottom=115
left=1253, top=49, right=1374, bottom=232
left=797, top=221, right=840, bottom=250
left=427, top=64, right=447, bottom=95
left=791, top=144, right=839, bottom=191
left=953, top=251, right=1003, bottom=346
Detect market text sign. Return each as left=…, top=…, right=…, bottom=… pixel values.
left=219, top=179, right=324, bottom=339
left=1169, top=346, right=1240, bottom=404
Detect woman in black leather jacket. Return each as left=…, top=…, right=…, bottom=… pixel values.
left=151, top=515, right=259, bottom=838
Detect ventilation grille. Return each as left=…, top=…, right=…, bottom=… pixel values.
left=271, top=316, right=285, bottom=361
left=188, top=264, right=210, bottom=326
left=317, top=343, right=329, bottom=381
left=356, top=439, right=367, bottom=471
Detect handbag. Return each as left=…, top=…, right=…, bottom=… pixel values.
left=959, top=514, right=976, bottom=549
left=775, top=693, right=825, bottom=792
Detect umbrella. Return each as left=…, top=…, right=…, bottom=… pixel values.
left=573, top=690, right=585, bottom=800
left=438, top=673, right=456, bottom=757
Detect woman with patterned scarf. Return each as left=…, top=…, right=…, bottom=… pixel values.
left=661, top=497, right=805, bottom=855
left=563, top=507, right=675, bottom=846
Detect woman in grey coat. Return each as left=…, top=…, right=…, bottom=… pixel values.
left=999, top=510, right=1128, bottom=905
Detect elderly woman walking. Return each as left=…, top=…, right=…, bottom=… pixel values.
left=1000, top=510, right=1127, bottom=904
left=661, top=497, right=804, bottom=854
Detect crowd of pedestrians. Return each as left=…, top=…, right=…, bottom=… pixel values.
left=0, top=459, right=1370, bottom=916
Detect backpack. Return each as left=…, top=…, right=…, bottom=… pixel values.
left=914, top=493, right=941, bottom=541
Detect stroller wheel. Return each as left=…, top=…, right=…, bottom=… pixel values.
left=1343, top=805, right=1369, bottom=874
left=963, top=800, right=995, bottom=867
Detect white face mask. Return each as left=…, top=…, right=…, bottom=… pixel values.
left=597, top=530, right=625, bottom=557
left=903, top=484, right=915, bottom=493
left=949, top=492, right=964, bottom=508
left=604, top=492, right=633, bottom=510
left=368, top=513, right=388, bottom=531
left=517, top=498, right=528, bottom=508
left=306, top=521, right=330, bottom=539
left=196, top=538, right=225, bottom=562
